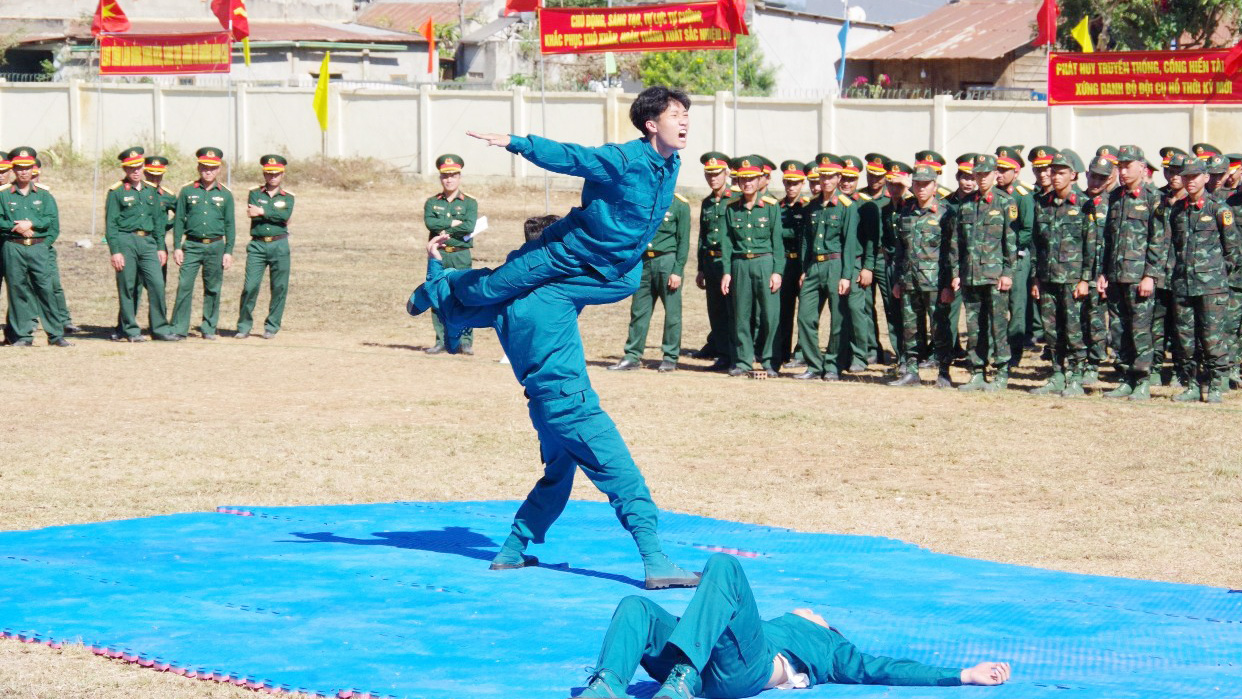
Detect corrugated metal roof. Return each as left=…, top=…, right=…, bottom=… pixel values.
left=850, top=0, right=1040, bottom=61
left=49, top=20, right=425, bottom=44
left=357, top=2, right=488, bottom=36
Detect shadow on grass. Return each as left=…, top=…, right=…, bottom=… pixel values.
left=282, top=526, right=646, bottom=588
left=361, top=341, right=433, bottom=352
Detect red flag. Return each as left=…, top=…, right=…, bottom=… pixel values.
left=91, top=0, right=131, bottom=36
left=1032, top=0, right=1059, bottom=46
left=211, top=0, right=250, bottom=40
left=419, top=18, right=437, bottom=76
left=503, top=0, right=539, bottom=16
left=1226, top=38, right=1242, bottom=76
left=713, top=0, right=749, bottom=36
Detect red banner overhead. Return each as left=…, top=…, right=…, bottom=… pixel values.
left=539, top=2, right=736, bottom=55
left=1049, top=50, right=1242, bottom=105
left=100, top=32, right=232, bottom=75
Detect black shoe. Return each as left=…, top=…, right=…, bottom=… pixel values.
left=201, top=332, right=218, bottom=340
left=765, top=368, right=779, bottom=378
left=7, top=338, right=33, bottom=347
left=127, top=335, right=148, bottom=343
left=235, top=331, right=250, bottom=339
left=781, top=359, right=807, bottom=370
left=821, top=371, right=840, bottom=381
left=63, top=324, right=82, bottom=334
left=888, top=372, right=920, bottom=386
left=793, top=370, right=820, bottom=380
left=608, top=358, right=641, bottom=371
left=848, top=361, right=869, bottom=373
left=693, top=346, right=718, bottom=360
left=50, top=338, right=74, bottom=347
left=425, top=343, right=446, bottom=355
left=154, top=333, right=182, bottom=342
left=707, top=358, right=730, bottom=371
left=727, top=367, right=748, bottom=377
left=657, top=360, right=677, bottom=372
left=262, top=331, right=276, bottom=340
left=935, top=374, right=953, bottom=389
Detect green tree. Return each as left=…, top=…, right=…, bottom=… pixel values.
left=1056, top=0, right=1242, bottom=50
left=638, top=35, right=775, bottom=96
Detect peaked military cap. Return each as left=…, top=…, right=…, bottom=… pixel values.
left=1191, top=143, right=1221, bottom=159
left=8, top=147, right=36, bottom=167
left=118, top=147, right=145, bottom=168
left=1027, top=146, right=1057, bottom=168
left=33, top=158, right=41, bottom=173
left=436, top=154, right=463, bottom=173
left=143, top=156, right=169, bottom=174
left=912, top=164, right=938, bottom=182
left=1057, top=148, right=1085, bottom=173
left=885, top=160, right=913, bottom=180
left=956, top=153, right=978, bottom=173
left=261, top=154, right=288, bottom=173
left=995, top=146, right=1024, bottom=170
left=839, top=155, right=864, bottom=177
left=1094, top=145, right=1119, bottom=163
left=196, top=147, right=223, bottom=166
left=1116, top=145, right=1145, bottom=163
left=1160, top=146, right=1189, bottom=167
left=1166, top=152, right=1193, bottom=170
left=733, top=156, right=762, bottom=177
left=816, top=154, right=844, bottom=176
left=1088, top=155, right=1115, bottom=177
left=701, top=151, right=730, bottom=172
left=779, top=159, right=806, bottom=181
left=1228, top=154, right=1242, bottom=171
left=1179, top=157, right=1207, bottom=176
left=864, top=153, right=890, bottom=175
left=972, top=153, right=998, bottom=173
left=0, top=151, right=10, bottom=172
left=805, top=156, right=820, bottom=178
left=914, top=150, right=946, bottom=173
left=1205, top=153, right=1229, bottom=175
left=757, top=155, right=775, bottom=174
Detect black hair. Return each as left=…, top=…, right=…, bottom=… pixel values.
left=524, top=214, right=560, bottom=242
left=629, top=86, right=690, bottom=137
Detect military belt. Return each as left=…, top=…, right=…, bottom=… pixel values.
left=128, top=230, right=151, bottom=237
left=812, top=253, right=841, bottom=262
left=739, top=252, right=771, bottom=260
left=786, top=252, right=800, bottom=260
left=5, top=236, right=45, bottom=246
left=188, top=236, right=224, bottom=244
left=252, top=234, right=289, bottom=243
left=704, top=249, right=722, bottom=258
left=644, top=250, right=670, bottom=259
left=443, top=245, right=468, bottom=253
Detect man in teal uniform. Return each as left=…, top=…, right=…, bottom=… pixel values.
left=721, top=157, right=783, bottom=377
left=774, top=160, right=809, bottom=369
left=423, top=153, right=477, bottom=354
left=610, top=191, right=691, bottom=372
left=410, top=87, right=699, bottom=589
left=0, top=147, right=70, bottom=347
left=105, top=146, right=178, bottom=342
left=574, top=553, right=1012, bottom=699
left=694, top=152, right=735, bottom=370
left=171, top=147, right=235, bottom=340
left=237, top=155, right=295, bottom=340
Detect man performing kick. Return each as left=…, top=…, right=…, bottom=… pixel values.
left=408, top=86, right=699, bottom=590
left=573, top=553, right=1011, bottom=699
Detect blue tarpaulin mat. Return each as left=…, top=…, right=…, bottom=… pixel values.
left=1, top=501, right=1239, bottom=698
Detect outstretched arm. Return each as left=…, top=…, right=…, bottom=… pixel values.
left=468, top=130, right=628, bottom=184
left=961, top=662, right=1011, bottom=686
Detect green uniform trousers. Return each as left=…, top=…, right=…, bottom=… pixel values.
left=701, top=259, right=734, bottom=362
left=729, top=255, right=780, bottom=371
left=899, top=282, right=950, bottom=371
left=1008, top=253, right=1033, bottom=361
left=47, top=245, right=73, bottom=329
left=1152, top=288, right=1183, bottom=379
left=1082, top=286, right=1108, bottom=368
left=774, top=256, right=802, bottom=366
left=797, top=258, right=858, bottom=375
left=866, top=261, right=902, bottom=361
left=171, top=238, right=226, bottom=336
left=3, top=239, right=64, bottom=343
left=1228, top=289, right=1242, bottom=376
left=1038, top=282, right=1087, bottom=374
left=1173, top=292, right=1230, bottom=385
left=962, top=284, right=1010, bottom=371
left=622, top=253, right=681, bottom=362
left=432, top=248, right=473, bottom=347
left=1107, top=283, right=1156, bottom=378
left=115, top=232, right=171, bottom=338
left=237, top=237, right=291, bottom=336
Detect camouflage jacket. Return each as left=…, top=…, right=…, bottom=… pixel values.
left=892, top=195, right=954, bottom=290
left=1167, top=193, right=1242, bottom=296
left=800, top=192, right=860, bottom=281
left=1101, top=185, right=1167, bottom=285
left=698, top=189, right=735, bottom=271
left=1222, top=188, right=1242, bottom=289
left=1032, top=187, right=1097, bottom=285
left=953, top=188, right=1018, bottom=286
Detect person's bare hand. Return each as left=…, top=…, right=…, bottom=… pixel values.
left=467, top=131, right=511, bottom=148
left=1073, top=280, right=1088, bottom=299
left=173, top=249, right=185, bottom=266
left=939, top=288, right=954, bottom=304
left=247, top=204, right=263, bottom=217
left=799, top=273, right=806, bottom=288
left=1097, top=276, right=1108, bottom=298
left=721, top=274, right=732, bottom=296
left=769, top=273, right=781, bottom=293
left=695, top=271, right=706, bottom=290
left=951, top=277, right=961, bottom=291
left=998, top=275, right=1013, bottom=292
left=13, top=220, right=33, bottom=237
left=110, top=253, right=125, bottom=272
left=157, top=250, right=168, bottom=266
left=428, top=232, right=450, bottom=260
left=837, top=278, right=851, bottom=295
left=1030, top=280, right=1040, bottom=300
left=668, top=274, right=682, bottom=291
left=858, top=268, right=874, bottom=287
left=960, top=661, right=1011, bottom=686
left=1139, top=275, right=1155, bottom=297
left=222, top=253, right=233, bottom=271
left=892, top=282, right=903, bottom=299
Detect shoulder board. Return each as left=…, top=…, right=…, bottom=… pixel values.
left=837, top=194, right=852, bottom=207
left=108, top=181, right=124, bottom=191
left=762, top=195, right=778, bottom=205
left=460, top=192, right=474, bottom=200
left=856, top=192, right=873, bottom=201
left=730, top=184, right=741, bottom=192
left=217, top=184, right=231, bottom=193
left=800, top=195, right=810, bottom=203
left=249, top=184, right=261, bottom=191
left=1015, top=183, right=1030, bottom=195
left=181, top=181, right=197, bottom=190
left=938, top=185, right=952, bottom=197
left=34, top=183, right=51, bottom=191
left=674, top=192, right=688, bottom=203
left=160, top=185, right=173, bottom=195
left=282, top=189, right=295, bottom=197
left=143, top=180, right=159, bottom=189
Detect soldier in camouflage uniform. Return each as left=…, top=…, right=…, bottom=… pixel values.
left=695, top=152, right=735, bottom=371
left=1099, top=145, right=1167, bottom=400
left=1205, top=154, right=1230, bottom=202
left=1153, top=149, right=1190, bottom=386
left=1166, top=158, right=1241, bottom=402
left=1080, top=154, right=1114, bottom=384
left=721, top=157, right=783, bottom=377
left=775, top=160, right=811, bottom=369
left=1224, top=172, right=1242, bottom=389
left=1029, top=151, right=1097, bottom=397
left=952, top=154, right=1017, bottom=392
left=995, top=146, right=1036, bottom=367
left=888, top=163, right=954, bottom=388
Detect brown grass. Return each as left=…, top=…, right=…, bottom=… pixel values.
left=1, top=178, right=1240, bottom=697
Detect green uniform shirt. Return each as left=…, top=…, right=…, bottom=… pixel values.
left=893, top=195, right=953, bottom=289
left=853, top=190, right=888, bottom=271
left=1000, top=181, right=1036, bottom=250
left=1103, top=184, right=1167, bottom=285
left=801, top=192, right=860, bottom=281
left=0, top=183, right=57, bottom=239
left=423, top=191, right=477, bottom=248
left=778, top=195, right=811, bottom=258
left=880, top=192, right=913, bottom=264
left=698, top=189, right=735, bottom=271
left=953, top=188, right=1018, bottom=286
left=1033, top=187, right=1097, bottom=285
left=1167, top=194, right=1241, bottom=296
left=645, top=193, right=691, bottom=277
left=721, top=197, right=782, bottom=271
left=249, top=185, right=296, bottom=238
left=174, top=181, right=236, bottom=253
left=104, top=180, right=161, bottom=255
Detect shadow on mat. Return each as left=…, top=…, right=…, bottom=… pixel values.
left=283, top=527, right=646, bottom=588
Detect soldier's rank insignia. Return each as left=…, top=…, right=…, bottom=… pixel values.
left=1222, top=209, right=1234, bottom=227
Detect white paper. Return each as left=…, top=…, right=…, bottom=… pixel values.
left=465, top=215, right=488, bottom=241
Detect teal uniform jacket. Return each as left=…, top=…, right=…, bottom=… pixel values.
left=505, top=134, right=680, bottom=280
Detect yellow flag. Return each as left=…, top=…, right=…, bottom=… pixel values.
left=312, top=51, right=331, bottom=131
left=1071, top=15, right=1093, bottom=53
left=242, top=37, right=251, bottom=67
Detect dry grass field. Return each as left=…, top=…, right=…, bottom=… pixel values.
left=1, top=173, right=1239, bottom=698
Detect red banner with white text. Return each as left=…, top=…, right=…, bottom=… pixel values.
left=539, top=2, right=736, bottom=55
left=100, top=32, right=232, bottom=75
left=1049, top=49, right=1242, bottom=104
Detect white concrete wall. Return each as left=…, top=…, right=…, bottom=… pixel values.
left=3, top=81, right=1241, bottom=191
left=751, top=10, right=889, bottom=99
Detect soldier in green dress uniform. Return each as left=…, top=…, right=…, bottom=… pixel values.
left=236, top=155, right=295, bottom=339
left=774, top=160, right=810, bottom=369
left=694, top=152, right=735, bottom=370
left=0, top=147, right=71, bottom=347
left=171, top=147, right=235, bottom=340
left=994, top=146, right=1035, bottom=366
left=721, top=157, right=783, bottom=377
left=942, top=153, right=978, bottom=361
left=1153, top=148, right=1190, bottom=386
left=610, top=192, right=691, bottom=372
left=423, top=153, right=478, bottom=354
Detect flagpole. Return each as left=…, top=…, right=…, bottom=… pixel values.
left=1045, top=43, right=1052, bottom=143
left=227, top=13, right=235, bottom=190
left=91, top=37, right=103, bottom=244
left=732, top=45, right=738, bottom=155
